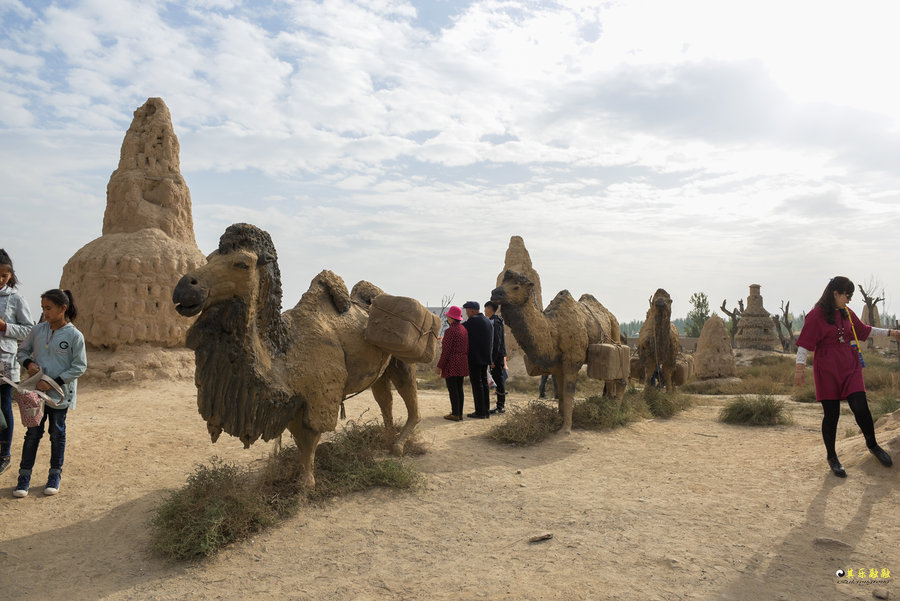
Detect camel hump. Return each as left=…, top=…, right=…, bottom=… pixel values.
left=350, top=280, right=385, bottom=307
left=544, top=290, right=576, bottom=315
left=301, top=269, right=352, bottom=314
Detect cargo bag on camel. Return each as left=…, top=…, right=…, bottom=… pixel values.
left=363, top=294, right=441, bottom=364
left=587, top=343, right=631, bottom=380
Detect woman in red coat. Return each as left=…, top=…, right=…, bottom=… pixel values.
left=436, top=306, right=469, bottom=421
left=794, top=276, right=898, bottom=477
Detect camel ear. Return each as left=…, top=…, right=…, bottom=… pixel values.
left=257, top=252, right=275, bottom=266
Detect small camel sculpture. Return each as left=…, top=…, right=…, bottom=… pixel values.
left=491, top=269, right=623, bottom=433
left=172, top=223, right=420, bottom=488
left=637, top=288, right=681, bottom=392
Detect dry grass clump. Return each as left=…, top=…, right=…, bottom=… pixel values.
left=718, top=395, right=793, bottom=426
left=485, top=400, right=563, bottom=445
left=151, top=420, right=423, bottom=561
left=572, top=390, right=650, bottom=430
left=642, top=385, right=692, bottom=418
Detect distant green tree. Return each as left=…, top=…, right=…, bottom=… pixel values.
left=685, top=292, right=710, bottom=337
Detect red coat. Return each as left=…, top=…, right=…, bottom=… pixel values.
left=796, top=306, right=871, bottom=401
left=437, top=322, right=469, bottom=378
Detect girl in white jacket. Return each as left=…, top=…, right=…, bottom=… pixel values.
left=0, top=249, right=34, bottom=475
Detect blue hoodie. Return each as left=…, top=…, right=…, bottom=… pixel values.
left=18, top=322, right=87, bottom=410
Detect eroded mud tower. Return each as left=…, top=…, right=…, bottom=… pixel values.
left=734, top=284, right=780, bottom=351
left=60, top=97, right=206, bottom=348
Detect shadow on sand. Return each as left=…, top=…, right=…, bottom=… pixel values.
left=713, top=463, right=896, bottom=600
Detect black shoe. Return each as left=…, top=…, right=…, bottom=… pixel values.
left=467, top=412, right=489, bottom=419
left=827, top=456, right=847, bottom=478
left=0, top=457, right=9, bottom=475
left=489, top=406, right=506, bottom=414
left=869, top=446, right=893, bottom=467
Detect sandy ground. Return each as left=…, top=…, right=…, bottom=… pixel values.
left=0, top=375, right=897, bottom=601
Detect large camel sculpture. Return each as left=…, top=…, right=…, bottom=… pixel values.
left=491, top=269, right=623, bottom=433
left=172, top=223, right=420, bottom=488
left=637, top=288, right=681, bottom=393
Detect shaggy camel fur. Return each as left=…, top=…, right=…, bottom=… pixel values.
left=637, top=288, right=681, bottom=393
left=491, top=269, right=622, bottom=433
left=172, top=223, right=420, bottom=488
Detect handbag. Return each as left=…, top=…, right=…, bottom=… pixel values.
left=14, top=390, right=43, bottom=427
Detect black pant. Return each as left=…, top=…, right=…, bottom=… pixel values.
left=445, top=376, right=465, bottom=417
left=490, top=364, right=506, bottom=409
left=821, top=391, right=877, bottom=458
left=469, top=362, right=491, bottom=416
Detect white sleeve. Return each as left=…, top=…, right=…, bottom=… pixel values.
left=869, top=327, right=890, bottom=337
left=796, top=347, right=809, bottom=365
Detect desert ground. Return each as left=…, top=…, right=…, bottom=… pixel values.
left=0, top=355, right=897, bottom=601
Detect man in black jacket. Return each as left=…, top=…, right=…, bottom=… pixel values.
left=484, top=301, right=507, bottom=414
left=462, top=300, right=493, bottom=418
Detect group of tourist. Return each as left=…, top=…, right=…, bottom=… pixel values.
left=434, top=277, right=895, bottom=479
left=435, top=300, right=507, bottom=421
left=0, top=249, right=87, bottom=498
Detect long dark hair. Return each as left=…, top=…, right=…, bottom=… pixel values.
left=42, top=289, right=78, bottom=321
left=0, top=248, right=18, bottom=288
left=815, top=276, right=854, bottom=325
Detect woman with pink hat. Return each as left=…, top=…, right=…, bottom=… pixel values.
left=435, top=306, right=469, bottom=421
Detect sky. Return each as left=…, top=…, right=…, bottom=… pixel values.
left=3, top=0, right=900, bottom=327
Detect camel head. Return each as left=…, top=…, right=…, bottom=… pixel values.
left=491, top=270, right=535, bottom=307
left=173, top=223, right=281, bottom=317
left=648, top=288, right=672, bottom=319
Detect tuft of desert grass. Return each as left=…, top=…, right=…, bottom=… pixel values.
left=486, top=400, right=563, bottom=445
left=718, top=394, right=793, bottom=426
left=642, top=386, right=691, bottom=418
left=151, top=420, right=423, bottom=561
left=572, top=391, right=650, bottom=430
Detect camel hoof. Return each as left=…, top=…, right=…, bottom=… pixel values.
left=391, top=442, right=404, bottom=456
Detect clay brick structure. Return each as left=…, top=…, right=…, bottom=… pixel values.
left=60, top=98, right=206, bottom=349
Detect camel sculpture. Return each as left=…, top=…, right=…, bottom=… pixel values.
left=491, top=269, right=623, bottom=433
left=172, top=223, right=420, bottom=488
left=637, top=288, right=681, bottom=392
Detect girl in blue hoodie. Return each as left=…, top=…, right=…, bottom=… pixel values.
left=13, top=289, right=86, bottom=497
left=0, top=249, right=34, bottom=476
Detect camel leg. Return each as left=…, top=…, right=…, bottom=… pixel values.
left=384, top=358, right=421, bottom=456
left=558, top=371, right=576, bottom=434
left=288, top=421, right=321, bottom=489
left=371, top=373, right=398, bottom=451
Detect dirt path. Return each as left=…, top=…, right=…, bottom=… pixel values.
left=0, top=380, right=897, bottom=601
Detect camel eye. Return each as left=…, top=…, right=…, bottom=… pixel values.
left=234, top=261, right=251, bottom=270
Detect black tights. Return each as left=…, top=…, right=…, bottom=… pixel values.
left=821, top=391, right=877, bottom=459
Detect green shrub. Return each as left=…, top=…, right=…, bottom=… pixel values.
left=718, top=395, right=793, bottom=426
left=486, top=400, right=563, bottom=445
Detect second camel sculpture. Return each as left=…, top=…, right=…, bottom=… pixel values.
left=637, top=288, right=681, bottom=392
left=172, top=223, right=421, bottom=488
left=491, top=269, right=623, bottom=433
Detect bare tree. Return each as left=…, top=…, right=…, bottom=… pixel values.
left=858, top=277, right=884, bottom=327
left=858, top=278, right=885, bottom=349
left=721, top=298, right=744, bottom=347
left=771, top=300, right=796, bottom=352
left=437, top=292, right=455, bottom=336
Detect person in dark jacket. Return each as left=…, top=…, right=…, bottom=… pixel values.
left=462, top=300, right=492, bottom=418
left=484, top=301, right=507, bottom=414
left=435, top=306, right=469, bottom=421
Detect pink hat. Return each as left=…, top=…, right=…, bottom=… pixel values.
left=444, top=305, right=464, bottom=322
